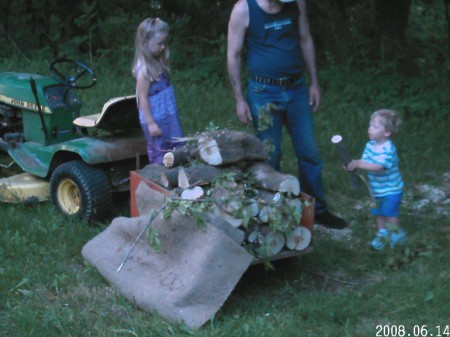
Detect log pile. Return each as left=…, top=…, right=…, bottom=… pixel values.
left=137, top=129, right=313, bottom=259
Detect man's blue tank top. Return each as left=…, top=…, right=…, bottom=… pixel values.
left=245, top=0, right=303, bottom=78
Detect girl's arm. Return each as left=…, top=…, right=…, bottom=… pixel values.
left=347, top=159, right=384, bottom=172
left=136, top=71, right=162, bottom=136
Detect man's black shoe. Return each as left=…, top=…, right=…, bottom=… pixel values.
left=315, top=211, right=348, bottom=229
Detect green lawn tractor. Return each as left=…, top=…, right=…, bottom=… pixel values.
left=0, top=59, right=148, bottom=221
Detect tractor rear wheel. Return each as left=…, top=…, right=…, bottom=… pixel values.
left=50, top=160, right=112, bottom=221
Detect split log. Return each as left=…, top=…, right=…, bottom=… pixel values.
left=178, top=166, right=222, bottom=189
left=212, top=187, right=258, bottom=218
left=137, top=164, right=167, bottom=187
left=163, top=165, right=243, bottom=190
left=258, top=189, right=281, bottom=203
left=163, top=144, right=199, bottom=168
left=178, top=166, right=242, bottom=190
left=161, top=168, right=181, bottom=189
left=197, top=130, right=268, bottom=166
left=204, top=212, right=246, bottom=244
left=211, top=205, right=243, bottom=228
left=248, top=162, right=300, bottom=196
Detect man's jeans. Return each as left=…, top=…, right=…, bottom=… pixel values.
left=247, top=77, right=326, bottom=213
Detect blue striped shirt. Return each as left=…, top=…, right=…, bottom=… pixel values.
left=362, top=140, right=404, bottom=197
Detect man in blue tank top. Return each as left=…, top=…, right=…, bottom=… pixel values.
left=227, top=0, right=348, bottom=229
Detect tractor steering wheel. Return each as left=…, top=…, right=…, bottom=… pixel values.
left=49, top=59, right=97, bottom=89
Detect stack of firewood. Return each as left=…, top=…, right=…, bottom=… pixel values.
left=137, top=129, right=312, bottom=259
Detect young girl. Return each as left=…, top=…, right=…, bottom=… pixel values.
left=132, top=18, right=184, bottom=164
left=346, top=109, right=407, bottom=250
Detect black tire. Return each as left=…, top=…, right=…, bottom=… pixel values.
left=50, top=160, right=112, bottom=221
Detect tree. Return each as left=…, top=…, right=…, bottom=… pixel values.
left=445, top=0, right=450, bottom=49
left=374, top=0, right=412, bottom=59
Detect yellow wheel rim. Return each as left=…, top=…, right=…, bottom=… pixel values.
left=57, top=178, right=81, bottom=214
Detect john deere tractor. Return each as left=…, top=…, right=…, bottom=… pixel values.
left=0, top=59, right=148, bottom=221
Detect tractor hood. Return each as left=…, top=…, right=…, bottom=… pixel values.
left=0, top=72, right=58, bottom=113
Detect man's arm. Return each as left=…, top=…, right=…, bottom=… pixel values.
left=297, top=0, right=321, bottom=112
left=227, top=0, right=252, bottom=124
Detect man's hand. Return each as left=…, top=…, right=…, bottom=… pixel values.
left=236, top=99, right=253, bottom=124
left=309, top=83, right=321, bottom=112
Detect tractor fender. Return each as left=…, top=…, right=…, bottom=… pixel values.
left=54, top=135, right=147, bottom=165
left=8, top=135, right=147, bottom=178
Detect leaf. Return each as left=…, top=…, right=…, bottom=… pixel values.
left=17, top=289, right=33, bottom=296
left=147, top=227, right=161, bottom=253
left=418, top=250, right=433, bottom=258
left=287, top=198, right=303, bottom=223
left=424, top=291, right=434, bottom=302
left=257, top=104, right=274, bottom=131
left=13, top=277, right=29, bottom=290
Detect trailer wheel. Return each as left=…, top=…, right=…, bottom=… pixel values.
left=50, top=160, right=112, bottom=221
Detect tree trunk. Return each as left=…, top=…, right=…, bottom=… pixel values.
left=445, top=0, right=450, bottom=51
left=248, top=162, right=300, bottom=196
left=137, top=164, right=167, bottom=187
left=197, top=130, right=268, bottom=166
left=177, top=166, right=226, bottom=189
left=161, top=168, right=181, bottom=189
left=163, top=144, right=199, bottom=168
left=374, top=0, right=412, bottom=61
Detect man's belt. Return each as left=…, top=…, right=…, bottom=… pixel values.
left=250, top=73, right=303, bottom=86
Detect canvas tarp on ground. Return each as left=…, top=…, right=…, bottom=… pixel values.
left=82, top=182, right=253, bottom=329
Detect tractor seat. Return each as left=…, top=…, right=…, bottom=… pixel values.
left=73, top=95, right=140, bottom=131
left=73, top=114, right=100, bottom=128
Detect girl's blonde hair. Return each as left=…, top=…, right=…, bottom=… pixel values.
left=371, top=109, right=402, bottom=135
left=132, top=18, right=170, bottom=81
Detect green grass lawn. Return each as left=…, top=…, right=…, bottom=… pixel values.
left=0, top=57, right=449, bottom=337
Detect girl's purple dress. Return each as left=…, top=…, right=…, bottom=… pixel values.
left=138, top=72, right=184, bottom=164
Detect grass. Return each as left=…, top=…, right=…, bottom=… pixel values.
left=1, top=53, right=449, bottom=337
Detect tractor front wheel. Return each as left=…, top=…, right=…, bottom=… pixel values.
left=50, top=160, right=112, bottom=222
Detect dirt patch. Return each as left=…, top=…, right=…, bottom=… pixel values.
left=313, top=224, right=353, bottom=242
left=408, top=181, right=450, bottom=216
left=317, top=172, right=450, bottom=243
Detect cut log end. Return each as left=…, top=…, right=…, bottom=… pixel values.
left=279, top=178, right=300, bottom=196
left=178, top=167, right=189, bottom=190
left=285, top=226, right=311, bottom=251
left=180, top=186, right=204, bottom=200
left=163, top=152, right=175, bottom=167
left=258, top=232, right=285, bottom=257
left=198, top=136, right=222, bottom=166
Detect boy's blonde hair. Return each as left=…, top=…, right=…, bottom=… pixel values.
left=371, top=109, right=402, bottom=135
left=132, top=18, right=170, bottom=81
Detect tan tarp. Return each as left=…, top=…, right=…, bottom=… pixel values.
left=82, top=183, right=253, bottom=329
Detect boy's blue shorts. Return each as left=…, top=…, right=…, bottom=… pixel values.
left=371, top=192, right=403, bottom=217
